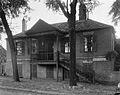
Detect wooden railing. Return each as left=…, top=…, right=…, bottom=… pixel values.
left=59, top=52, right=95, bottom=83
left=31, top=52, right=54, bottom=61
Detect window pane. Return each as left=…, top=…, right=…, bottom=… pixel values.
left=32, top=39, right=38, bottom=54
left=65, top=42, right=70, bottom=53
left=84, top=35, right=93, bottom=52
left=16, top=40, right=24, bottom=55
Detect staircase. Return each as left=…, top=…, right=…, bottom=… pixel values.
left=59, top=53, right=95, bottom=83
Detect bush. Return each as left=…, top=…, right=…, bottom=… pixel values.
left=105, top=51, right=118, bottom=61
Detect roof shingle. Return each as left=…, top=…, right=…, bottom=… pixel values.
left=52, top=19, right=113, bottom=32
left=13, top=19, right=114, bottom=38
left=25, top=19, right=58, bottom=35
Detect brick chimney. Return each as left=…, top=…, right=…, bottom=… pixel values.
left=79, top=3, right=87, bottom=21
left=22, top=18, right=27, bottom=32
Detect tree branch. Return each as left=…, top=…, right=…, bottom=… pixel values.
left=56, top=0, right=69, bottom=18
left=73, top=0, right=77, bottom=5
left=71, top=0, right=77, bottom=9
left=70, top=0, right=77, bottom=15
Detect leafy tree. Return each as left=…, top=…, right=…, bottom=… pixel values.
left=0, top=0, right=30, bottom=81
left=114, top=43, right=120, bottom=71
left=45, top=0, right=99, bottom=87
left=109, top=0, right=120, bottom=25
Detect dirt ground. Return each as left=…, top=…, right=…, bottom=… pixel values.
left=0, top=76, right=118, bottom=95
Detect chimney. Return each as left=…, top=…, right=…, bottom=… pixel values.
left=79, top=3, right=87, bottom=21
left=22, top=18, right=27, bottom=32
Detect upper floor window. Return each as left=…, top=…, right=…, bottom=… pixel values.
left=16, top=40, right=25, bottom=56
left=32, top=39, right=38, bottom=54
left=65, top=42, right=70, bottom=53
left=84, top=35, right=93, bottom=52
left=84, top=34, right=96, bottom=52
left=61, top=38, right=70, bottom=53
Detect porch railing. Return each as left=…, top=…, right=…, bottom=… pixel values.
left=31, top=52, right=54, bottom=61
left=59, top=52, right=95, bottom=83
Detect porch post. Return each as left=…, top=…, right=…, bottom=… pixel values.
left=56, top=34, right=59, bottom=82
left=29, top=38, right=33, bottom=80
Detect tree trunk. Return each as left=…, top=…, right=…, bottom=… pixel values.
left=69, top=2, right=77, bottom=87
left=0, top=10, right=20, bottom=81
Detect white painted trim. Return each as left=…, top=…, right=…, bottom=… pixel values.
left=7, top=58, right=31, bottom=62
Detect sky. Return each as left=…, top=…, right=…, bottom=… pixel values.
left=0, top=0, right=120, bottom=49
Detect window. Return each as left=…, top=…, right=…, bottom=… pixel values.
left=61, top=38, right=70, bottom=53
left=84, top=35, right=93, bottom=52
left=16, top=40, right=25, bottom=56
left=32, top=39, right=38, bottom=54
left=84, top=35, right=96, bottom=52
left=65, top=42, right=70, bottom=53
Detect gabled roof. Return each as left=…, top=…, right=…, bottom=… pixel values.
left=25, top=19, right=59, bottom=35
left=13, top=19, right=114, bottom=39
left=52, top=19, right=113, bottom=32
left=13, top=32, right=27, bottom=39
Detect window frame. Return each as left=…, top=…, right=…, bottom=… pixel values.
left=64, top=41, right=70, bottom=53
left=61, top=38, right=70, bottom=54
left=15, top=40, right=25, bottom=56
left=84, top=35, right=93, bottom=53
left=31, top=38, right=38, bottom=54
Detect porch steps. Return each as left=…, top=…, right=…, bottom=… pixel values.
left=59, top=61, right=91, bottom=83
left=59, top=60, right=93, bottom=83
left=59, top=53, right=94, bottom=83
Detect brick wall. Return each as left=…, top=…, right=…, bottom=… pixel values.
left=76, top=28, right=115, bottom=82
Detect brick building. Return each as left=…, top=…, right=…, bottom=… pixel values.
left=5, top=17, right=118, bottom=83
left=5, top=3, right=119, bottom=83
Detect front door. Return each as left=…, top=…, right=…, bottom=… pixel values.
left=17, top=64, right=22, bottom=78
left=38, top=38, right=54, bottom=60
left=46, top=66, right=54, bottom=79
left=32, top=64, right=37, bottom=78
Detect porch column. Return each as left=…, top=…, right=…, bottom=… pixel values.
left=56, top=34, right=59, bottom=82
left=29, top=38, right=33, bottom=80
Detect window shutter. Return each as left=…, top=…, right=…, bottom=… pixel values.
left=92, top=35, right=97, bottom=52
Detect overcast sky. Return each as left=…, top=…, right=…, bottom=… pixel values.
left=1, top=0, right=119, bottom=49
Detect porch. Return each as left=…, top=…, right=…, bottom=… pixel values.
left=29, top=34, right=56, bottom=63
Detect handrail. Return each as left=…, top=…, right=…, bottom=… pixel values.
left=31, top=52, right=54, bottom=61
left=59, top=52, right=70, bottom=61
left=59, top=52, right=94, bottom=83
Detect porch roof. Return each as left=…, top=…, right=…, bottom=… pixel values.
left=25, top=19, right=60, bottom=35
left=52, top=19, right=113, bottom=33
left=13, top=32, right=27, bottom=39
left=13, top=19, right=61, bottom=39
